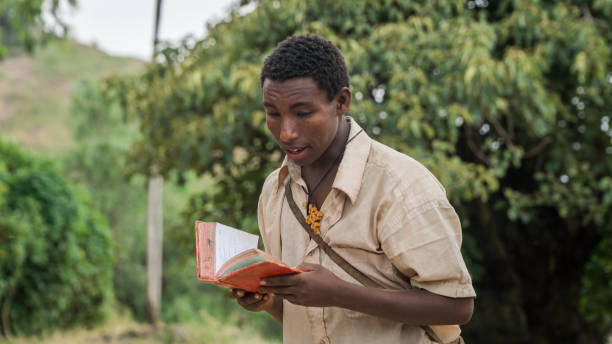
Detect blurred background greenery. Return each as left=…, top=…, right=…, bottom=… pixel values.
left=1, top=0, right=611, bottom=343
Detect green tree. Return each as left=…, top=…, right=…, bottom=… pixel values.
left=66, top=79, right=270, bottom=334
left=63, top=79, right=150, bottom=320
left=0, top=139, right=113, bottom=336
left=0, top=0, right=76, bottom=58
left=104, top=0, right=612, bottom=342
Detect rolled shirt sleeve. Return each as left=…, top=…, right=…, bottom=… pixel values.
left=378, top=187, right=476, bottom=298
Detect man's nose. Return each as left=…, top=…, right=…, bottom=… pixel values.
left=280, top=118, right=299, bottom=143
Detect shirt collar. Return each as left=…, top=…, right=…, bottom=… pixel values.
left=276, top=116, right=371, bottom=204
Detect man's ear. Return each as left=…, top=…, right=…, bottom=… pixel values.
left=335, top=87, right=351, bottom=116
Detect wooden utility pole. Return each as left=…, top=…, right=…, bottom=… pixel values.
left=152, top=0, right=163, bottom=57
left=147, top=0, right=164, bottom=327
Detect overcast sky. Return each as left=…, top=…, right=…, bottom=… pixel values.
left=61, top=0, right=244, bottom=60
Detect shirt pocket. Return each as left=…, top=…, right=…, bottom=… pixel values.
left=325, top=245, right=386, bottom=284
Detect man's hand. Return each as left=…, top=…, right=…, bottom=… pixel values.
left=258, top=263, right=346, bottom=307
left=256, top=262, right=474, bottom=325
left=229, top=289, right=275, bottom=312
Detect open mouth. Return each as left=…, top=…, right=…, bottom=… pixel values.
left=286, top=147, right=306, bottom=154
left=284, top=146, right=308, bottom=161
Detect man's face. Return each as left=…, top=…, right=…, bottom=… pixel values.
left=262, top=77, right=342, bottom=167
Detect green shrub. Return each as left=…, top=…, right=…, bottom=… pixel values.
left=63, top=79, right=148, bottom=321
left=0, top=139, right=113, bottom=335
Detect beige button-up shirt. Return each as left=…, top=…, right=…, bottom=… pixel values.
left=258, top=117, right=476, bottom=344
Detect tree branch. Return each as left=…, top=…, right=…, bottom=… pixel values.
left=524, top=137, right=552, bottom=158
left=582, top=5, right=607, bottom=26
left=490, top=117, right=515, bottom=149
left=465, top=125, right=491, bottom=166
left=1, top=285, right=15, bottom=338
left=506, top=114, right=515, bottom=141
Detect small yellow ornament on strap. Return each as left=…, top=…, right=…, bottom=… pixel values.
left=305, top=204, right=323, bottom=236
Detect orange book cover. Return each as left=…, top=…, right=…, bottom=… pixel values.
left=195, top=221, right=301, bottom=292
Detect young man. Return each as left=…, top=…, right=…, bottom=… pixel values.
left=230, top=34, right=475, bottom=344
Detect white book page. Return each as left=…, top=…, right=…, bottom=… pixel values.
left=214, top=223, right=259, bottom=274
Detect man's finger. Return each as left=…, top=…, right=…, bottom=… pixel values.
left=230, top=289, right=246, bottom=298
left=295, top=262, right=319, bottom=271
left=282, top=294, right=300, bottom=305
left=261, top=273, right=299, bottom=287
left=239, top=293, right=266, bottom=306
left=259, top=286, right=295, bottom=296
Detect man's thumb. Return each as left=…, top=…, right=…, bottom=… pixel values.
left=296, top=262, right=319, bottom=272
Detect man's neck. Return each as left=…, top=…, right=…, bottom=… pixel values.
left=302, top=116, right=349, bottom=184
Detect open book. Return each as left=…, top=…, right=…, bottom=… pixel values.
left=195, top=221, right=301, bottom=292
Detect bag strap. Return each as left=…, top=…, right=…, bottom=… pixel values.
left=284, top=179, right=449, bottom=344
left=284, top=179, right=380, bottom=288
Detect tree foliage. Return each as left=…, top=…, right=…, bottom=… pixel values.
left=0, top=139, right=113, bottom=335
left=104, top=0, right=612, bottom=342
left=0, top=0, right=76, bottom=58
left=63, top=79, right=150, bottom=321
left=65, top=79, right=278, bottom=335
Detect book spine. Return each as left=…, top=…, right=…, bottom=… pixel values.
left=195, top=221, right=216, bottom=280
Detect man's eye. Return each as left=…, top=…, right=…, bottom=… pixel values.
left=297, top=111, right=312, bottom=117
left=267, top=112, right=280, bottom=117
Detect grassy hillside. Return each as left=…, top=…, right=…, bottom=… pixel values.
left=0, top=39, right=143, bottom=155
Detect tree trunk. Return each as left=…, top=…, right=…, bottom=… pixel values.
left=146, top=175, right=163, bottom=326
left=1, top=285, right=15, bottom=337
left=147, top=0, right=164, bottom=327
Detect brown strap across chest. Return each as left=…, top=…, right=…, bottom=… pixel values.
left=284, top=178, right=380, bottom=288
left=283, top=179, right=456, bottom=344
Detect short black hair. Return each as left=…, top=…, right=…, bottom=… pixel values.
left=260, top=34, right=350, bottom=101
